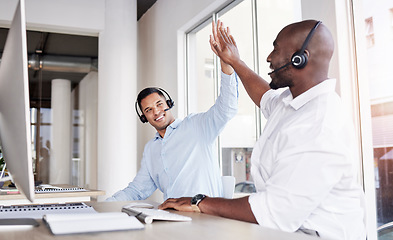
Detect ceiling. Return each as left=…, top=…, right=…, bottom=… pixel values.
left=0, top=0, right=157, bottom=108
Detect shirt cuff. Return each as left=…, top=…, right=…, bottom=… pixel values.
left=248, top=192, right=279, bottom=229
left=221, top=71, right=238, bottom=86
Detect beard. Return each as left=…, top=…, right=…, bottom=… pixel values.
left=269, top=80, right=280, bottom=90
left=269, top=68, right=293, bottom=90
left=269, top=60, right=294, bottom=90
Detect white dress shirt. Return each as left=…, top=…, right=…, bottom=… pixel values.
left=248, top=79, right=366, bottom=240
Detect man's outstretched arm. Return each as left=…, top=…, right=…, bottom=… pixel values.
left=211, top=20, right=271, bottom=107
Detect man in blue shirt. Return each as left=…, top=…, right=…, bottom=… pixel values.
left=107, top=23, right=238, bottom=202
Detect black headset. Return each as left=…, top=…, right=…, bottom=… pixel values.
left=268, top=21, right=322, bottom=75
left=135, top=88, right=175, bottom=123
left=291, top=21, right=322, bottom=69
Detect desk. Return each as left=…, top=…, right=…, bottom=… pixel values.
left=0, top=185, right=105, bottom=205
left=0, top=201, right=321, bottom=240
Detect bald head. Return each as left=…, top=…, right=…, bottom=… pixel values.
left=280, top=20, right=334, bottom=73
left=267, top=20, right=335, bottom=97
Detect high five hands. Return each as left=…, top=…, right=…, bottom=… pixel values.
left=209, top=20, right=236, bottom=75
left=209, top=20, right=240, bottom=69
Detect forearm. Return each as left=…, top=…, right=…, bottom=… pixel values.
left=229, top=59, right=270, bottom=108
left=221, top=59, right=234, bottom=75
left=199, top=196, right=257, bottom=224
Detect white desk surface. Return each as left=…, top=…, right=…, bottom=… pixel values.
left=0, top=201, right=321, bottom=240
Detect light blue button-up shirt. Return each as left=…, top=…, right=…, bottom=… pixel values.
left=107, top=72, right=238, bottom=201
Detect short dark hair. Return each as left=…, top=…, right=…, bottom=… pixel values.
left=137, top=87, right=165, bottom=112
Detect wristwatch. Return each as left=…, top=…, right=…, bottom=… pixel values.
left=191, top=194, right=207, bottom=213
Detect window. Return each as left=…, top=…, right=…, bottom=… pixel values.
left=218, top=0, right=256, bottom=183
left=186, top=0, right=257, bottom=187
left=186, top=21, right=216, bottom=114
left=363, top=1, right=393, bottom=229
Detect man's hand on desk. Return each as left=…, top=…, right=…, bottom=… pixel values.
left=159, top=195, right=258, bottom=224
left=158, top=197, right=193, bottom=212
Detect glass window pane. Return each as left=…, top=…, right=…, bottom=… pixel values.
left=218, top=0, right=256, bottom=185
left=362, top=0, right=393, bottom=230
left=187, top=20, right=216, bottom=114
left=256, top=0, right=302, bottom=83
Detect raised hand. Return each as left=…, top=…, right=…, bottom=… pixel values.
left=210, top=20, right=240, bottom=68
left=211, top=20, right=270, bottom=107
left=210, top=20, right=234, bottom=75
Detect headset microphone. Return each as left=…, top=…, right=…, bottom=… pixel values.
left=164, top=106, right=173, bottom=111
left=268, top=61, right=292, bottom=75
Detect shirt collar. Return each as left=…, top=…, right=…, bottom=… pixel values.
left=154, top=119, right=181, bottom=140
left=283, top=79, right=336, bottom=110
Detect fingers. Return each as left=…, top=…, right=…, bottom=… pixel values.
left=226, top=27, right=235, bottom=45
left=211, top=20, right=224, bottom=56
left=214, top=20, right=233, bottom=45
left=229, top=34, right=237, bottom=47
left=218, top=27, right=230, bottom=45
left=158, top=197, right=193, bottom=212
left=212, top=20, right=222, bottom=43
left=211, top=20, right=238, bottom=61
left=159, top=198, right=176, bottom=209
left=209, top=35, right=219, bottom=53
left=212, top=20, right=218, bottom=42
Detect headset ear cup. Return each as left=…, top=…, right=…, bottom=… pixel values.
left=166, top=100, right=174, bottom=109
left=140, top=115, right=148, bottom=123
left=135, top=101, right=148, bottom=123
left=291, top=51, right=308, bottom=69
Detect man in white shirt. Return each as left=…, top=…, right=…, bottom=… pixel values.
left=159, top=20, right=366, bottom=240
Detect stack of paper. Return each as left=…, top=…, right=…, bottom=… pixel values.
left=43, top=212, right=144, bottom=235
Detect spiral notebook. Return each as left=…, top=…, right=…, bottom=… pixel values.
left=0, top=185, right=86, bottom=194
left=0, top=202, right=97, bottom=219
left=35, top=186, right=86, bottom=193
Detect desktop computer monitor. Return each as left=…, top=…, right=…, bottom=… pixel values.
left=0, top=0, right=35, bottom=202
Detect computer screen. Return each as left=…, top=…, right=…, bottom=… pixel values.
left=0, top=0, right=35, bottom=202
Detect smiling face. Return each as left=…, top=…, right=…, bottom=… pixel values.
left=266, top=20, right=334, bottom=98
left=140, top=92, right=175, bottom=137
left=266, top=30, right=296, bottom=90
